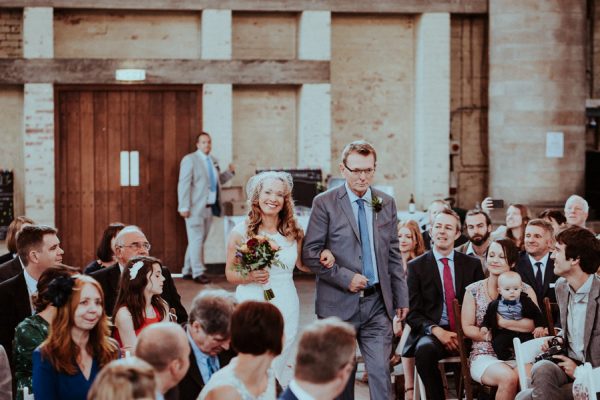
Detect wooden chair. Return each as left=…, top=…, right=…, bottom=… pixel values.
left=452, top=299, right=497, bottom=400
left=543, top=297, right=558, bottom=336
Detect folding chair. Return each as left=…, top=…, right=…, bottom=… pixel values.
left=513, top=336, right=553, bottom=390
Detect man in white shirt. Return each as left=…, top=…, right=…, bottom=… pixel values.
left=279, top=318, right=356, bottom=400
left=177, top=132, right=235, bottom=284
left=0, top=225, right=63, bottom=371
left=516, top=226, right=600, bottom=400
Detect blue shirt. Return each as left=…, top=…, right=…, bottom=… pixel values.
left=497, top=299, right=524, bottom=320
left=432, top=248, right=456, bottom=327
left=32, top=348, right=99, bottom=400
left=345, top=183, right=379, bottom=285
left=187, top=329, right=219, bottom=384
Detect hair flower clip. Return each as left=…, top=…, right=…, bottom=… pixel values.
left=46, top=276, right=75, bottom=307
left=129, top=261, right=144, bottom=280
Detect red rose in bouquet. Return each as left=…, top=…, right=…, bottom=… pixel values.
left=234, top=235, right=285, bottom=300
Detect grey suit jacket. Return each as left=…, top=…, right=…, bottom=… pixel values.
left=302, top=185, right=408, bottom=320
left=555, top=275, right=600, bottom=366
left=177, top=152, right=233, bottom=217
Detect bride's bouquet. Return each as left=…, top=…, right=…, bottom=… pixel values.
left=234, top=235, right=286, bottom=301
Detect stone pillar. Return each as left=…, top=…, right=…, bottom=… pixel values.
left=201, top=10, right=233, bottom=165
left=413, top=13, right=450, bottom=209
left=23, top=8, right=54, bottom=225
left=488, top=0, right=586, bottom=203
left=298, top=11, right=332, bottom=173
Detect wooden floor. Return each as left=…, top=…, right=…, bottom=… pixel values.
left=174, top=273, right=371, bottom=400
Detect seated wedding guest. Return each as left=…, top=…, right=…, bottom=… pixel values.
left=279, top=318, right=356, bottom=400
left=0, top=225, right=64, bottom=371
left=13, top=265, right=76, bottom=400
left=199, top=301, right=283, bottom=400
left=87, top=357, right=157, bottom=400
left=516, top=226, right=600, bottom=400
left=84, top=222, right=125, bottom=274
left=456, top=209, right=493, bottom=275
left=538, top=209, right=566, bottom=235
left=0, top=345, right=11, bottom=400
left=564, top=195, right=589, bottom=229
left=33, top=274, right=119, bottom=400
left=482, top=198, right=530, bottom=250
left=178, top=289, right=237, bottom=400
left=392, top=220, right=425, bottom=399
left=0, top=216, right=34, bottom=279
left=91, top=225, right=187, bottom=323
left=113, top=256, right=170, bottom=354
left=136, top=322, right=191, bottom=400
left=462, top=239, right=539, bottom=400
left=404, top=209, right=484, bottom=400
left=421, top=200, right=468, bottom=250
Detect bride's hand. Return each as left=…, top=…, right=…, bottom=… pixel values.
left=249, top=269, right=270, bottom=284
left=319, top=249, right=335, bottom=268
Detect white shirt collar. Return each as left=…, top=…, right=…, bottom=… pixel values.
left=432, top=248, right=455, bottom=263
left=466, top=242, right=475, bottom=255
left=344, top=182, right=372, bottom=204
left=528, top=252, right=550, bottom=267
left=196, top=149, right=209, bottom=160
left=289, top=380, right=316, bottom=400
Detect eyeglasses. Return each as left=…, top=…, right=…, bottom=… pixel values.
left=119, top=242, right=151, bottom=251
left=343, top=163, right=375, bottom=177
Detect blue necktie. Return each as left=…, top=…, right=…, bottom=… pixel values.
left=357, top=199, right=375, bottom=286
left=207, top=356, right=218, bottom=379
left=205, top=156, right=217, bottom=192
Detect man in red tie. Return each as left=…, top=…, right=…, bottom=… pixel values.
left=403, top=208, right=484, bottom=400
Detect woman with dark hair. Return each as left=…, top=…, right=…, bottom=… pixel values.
left=461, top=239, right=539, bottom=400
left=538, top=209, right=567, bottom=235
left=199, top=301, right=283, bottom=400
left=0, top=216, right=34, bottom=264
left=84, top=222, right=125, bottom=274
left=113, top=255, right=169, bottom=354
left=32, top=274, right=119, bottom=400
left=13, top=265, right=77, bottom=400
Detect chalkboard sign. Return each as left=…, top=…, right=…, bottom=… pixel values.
left=0, top=171, right=14, bottom=241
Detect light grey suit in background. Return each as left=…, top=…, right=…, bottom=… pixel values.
left=302, top=184, right=408, bottom=400
left=177, top=151, right=233, bottom=277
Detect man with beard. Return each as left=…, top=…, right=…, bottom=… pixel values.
left=456, top=209, right=492, bottom=276
left=516, top=219, right=558, bottom=333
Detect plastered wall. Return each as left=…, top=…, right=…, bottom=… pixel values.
left=331, top=14, right=415, bottom=206
left=54, top=10, right=202, bottom=59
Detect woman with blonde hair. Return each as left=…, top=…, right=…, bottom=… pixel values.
left=113, top=256, right=170, bottom=354
left=225, top=171, right=333, bottom=387
left=33, top=274, right=119, bottom=400
left=87, top=357, right=156, bottom=400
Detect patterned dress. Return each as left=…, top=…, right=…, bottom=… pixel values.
left=13, top=314, right=49, bottom=400
left=467, top=280, right=530, bottom=379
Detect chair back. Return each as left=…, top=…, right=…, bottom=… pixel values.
left=453, top=299, right=474, bottom=400
left=22, top=386, right=34, bottom=400
left=543, top=298, right=557, bottom=336
left=513, top=336, right=553, bottom=390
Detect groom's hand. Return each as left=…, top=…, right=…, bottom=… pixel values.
left=348, top=274, right=368, bottom=292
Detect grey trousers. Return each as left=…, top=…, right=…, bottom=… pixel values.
left=515, top=360, right=573, bottom=400
left=182, top=208, right=213, bottom=277
left=336, top=292, right=393, bottom=400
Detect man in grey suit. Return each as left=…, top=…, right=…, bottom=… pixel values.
left=178, top=132, right=234, bottom=284
left=303, top=140, right=408, bottom=400
left=516, top=225, right=600, bottom=400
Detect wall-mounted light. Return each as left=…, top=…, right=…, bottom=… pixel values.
left=115, top=69, right=146, bottom=82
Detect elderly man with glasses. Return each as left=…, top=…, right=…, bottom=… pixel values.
left=91, top=225, right=188, bottom=323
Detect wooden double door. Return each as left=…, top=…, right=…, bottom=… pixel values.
left=56, top=86, right=202, bottom=271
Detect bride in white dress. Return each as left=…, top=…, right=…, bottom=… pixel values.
left=225, top=171, right=333, bottom=388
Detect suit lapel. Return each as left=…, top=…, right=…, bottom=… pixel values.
left=15, top=273, right=31, bottom=319
left=521, top=254, right=537, bottom=290
left=584, top=277, right=600, bottom=354
left=542, top=256, right=555, bottom=296
left=428, top=252, right=443, bottom=296
left=188, top=347, right=204, bottom=387
left=337, top=187, right=360, bottom=241
left=453, top=251, right=465, bottom=299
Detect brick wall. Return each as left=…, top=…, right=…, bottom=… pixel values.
left=0, top=9, right=22, bottom=58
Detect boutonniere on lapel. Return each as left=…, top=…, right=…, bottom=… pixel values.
left=369, top=195, right=383, bottom=219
